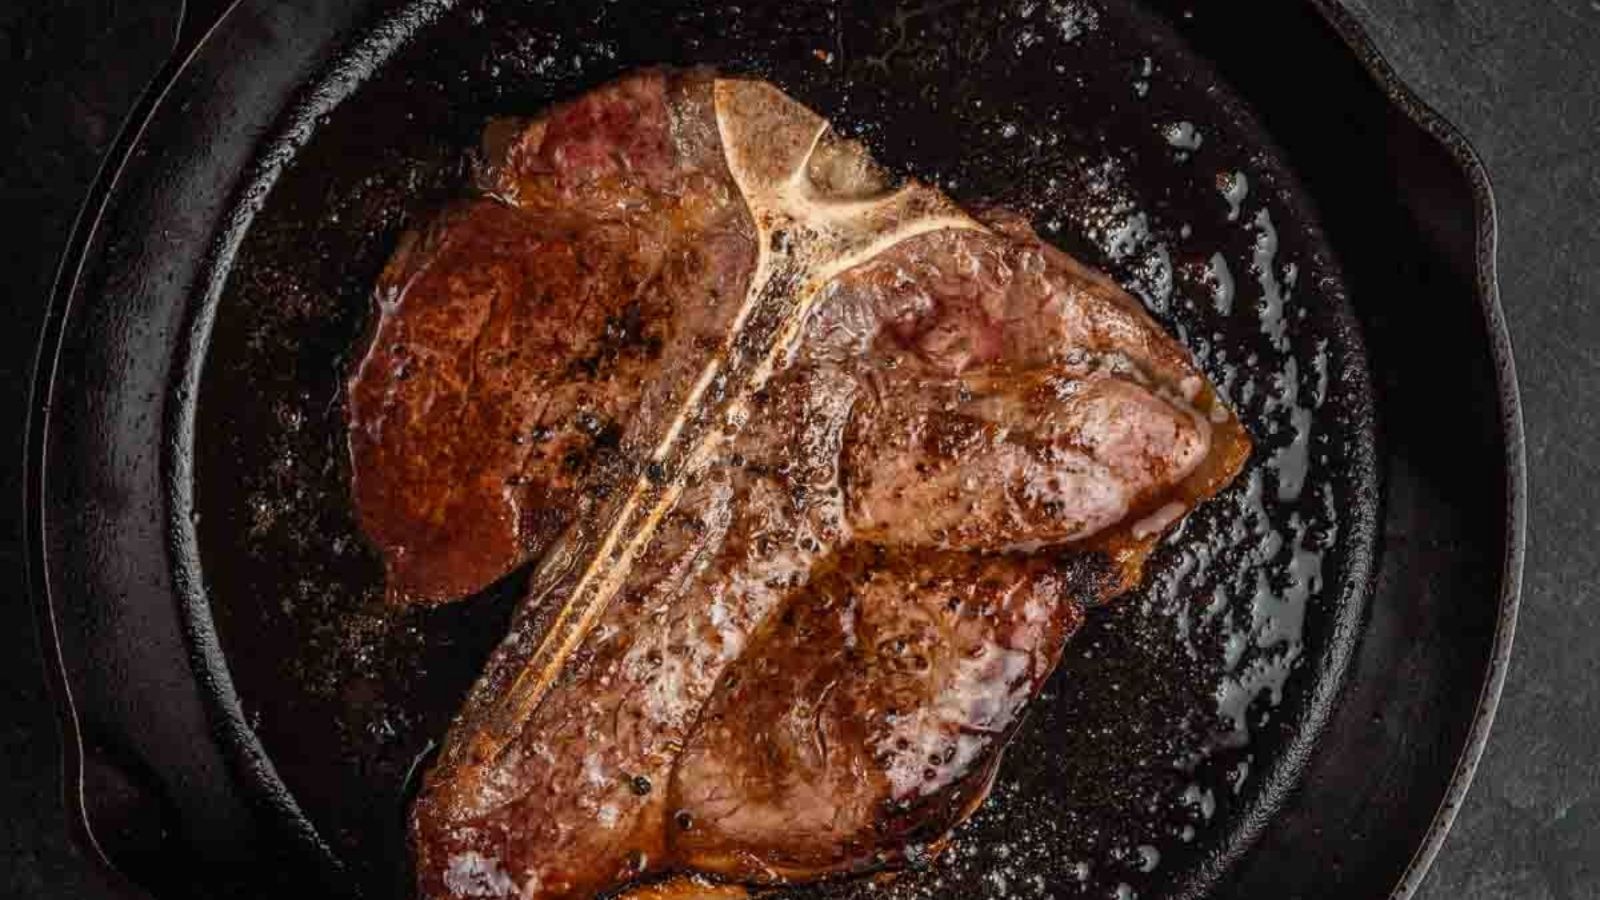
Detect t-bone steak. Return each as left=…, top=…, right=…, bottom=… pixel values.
left=344, top=68, right=1250, bottom=899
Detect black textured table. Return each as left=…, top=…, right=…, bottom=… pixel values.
left=1, top=1, right=1595, bottom=897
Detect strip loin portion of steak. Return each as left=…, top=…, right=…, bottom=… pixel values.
left=347, top=69, right=1249, bottom=899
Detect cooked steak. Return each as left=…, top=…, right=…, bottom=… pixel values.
left=350, top=69, right=1249, bottom=899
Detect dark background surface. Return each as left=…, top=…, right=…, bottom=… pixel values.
left=1, top=0, right=1594, bottom=897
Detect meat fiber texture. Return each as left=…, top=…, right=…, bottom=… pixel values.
left=345, top=69, right=1249, bottom=899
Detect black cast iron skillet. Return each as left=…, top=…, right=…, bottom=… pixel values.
left=25, top=1, right=1523, bottom=898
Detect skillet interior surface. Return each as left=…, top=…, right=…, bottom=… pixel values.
left=185, top=1, right=1377, bottom=897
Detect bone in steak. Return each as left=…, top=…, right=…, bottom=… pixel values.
left=345, top=69, right=1249, bottom=899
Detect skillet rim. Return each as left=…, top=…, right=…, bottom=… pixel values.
left=1302, top=3, right=1525, bottom=897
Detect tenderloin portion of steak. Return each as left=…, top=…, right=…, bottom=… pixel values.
left=388, top=73, right=1251, bottom=899
left=347, top=71, right=754, bottom=603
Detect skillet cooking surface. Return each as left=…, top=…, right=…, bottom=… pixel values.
left=188, top=1, right=1376, bottom=896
